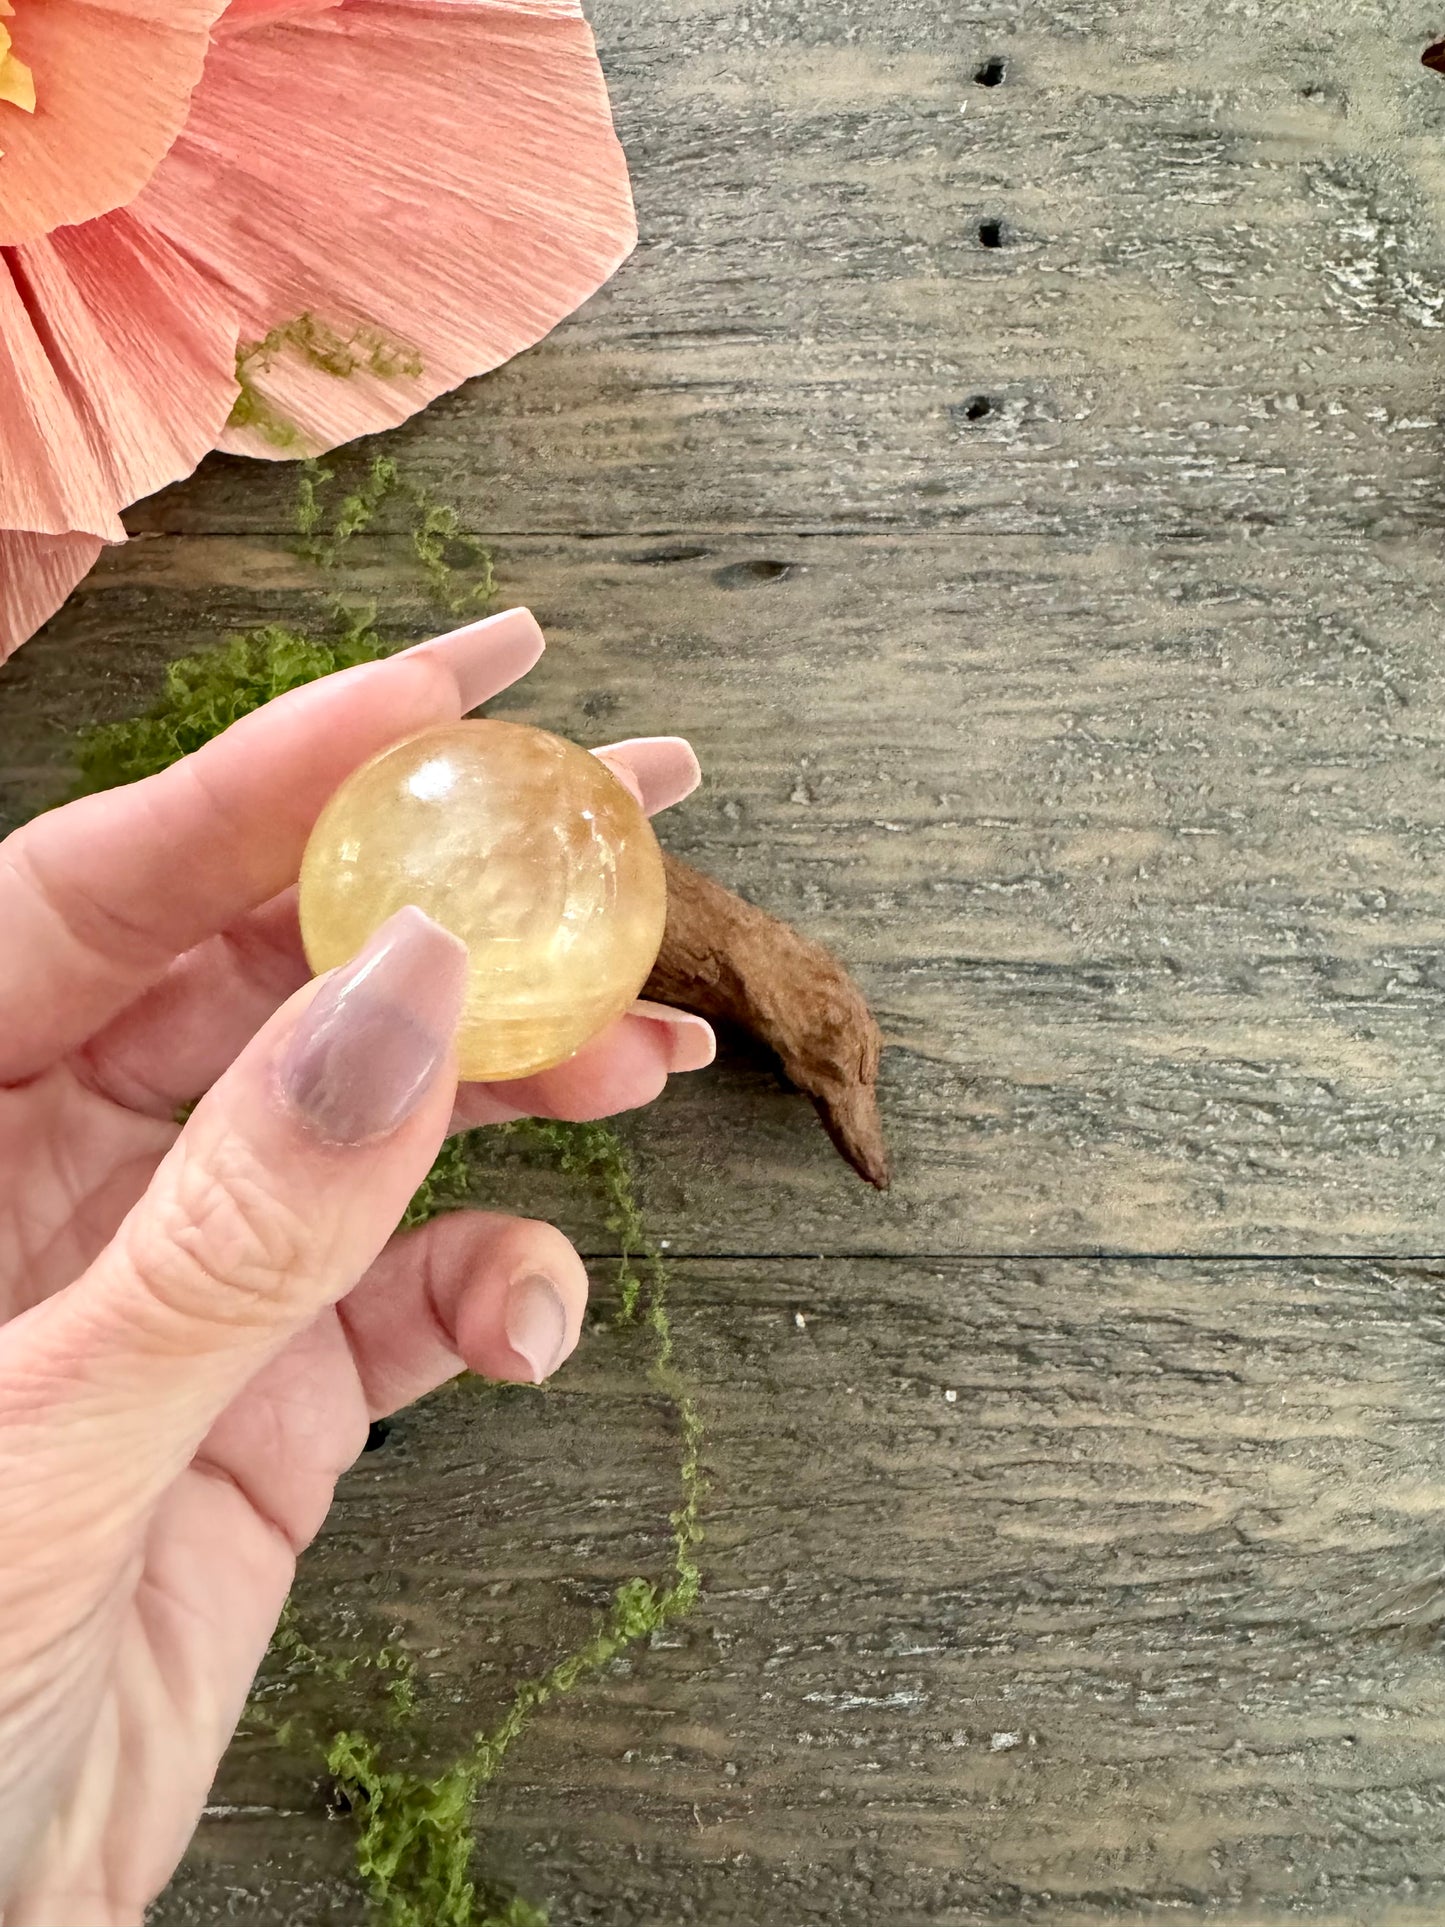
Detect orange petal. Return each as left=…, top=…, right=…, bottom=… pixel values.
left=215, top=0, right=341, bottom=33
left=131, top=0, right=637, bottom=459
left=0, top=212, right=239, bottom=539
left=0, top=0, right=229, bottom=245
left=0, top=531, right=102, bottom=662
left=1, top=0, right=637, bottom=658
left=0, top=260, right=121, bottom=539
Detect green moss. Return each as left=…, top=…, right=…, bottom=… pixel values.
left=297, top=455, right=401, bottom=569
left=72, top=614, right=391, bottom=795
left=400, top=1130, right=480, bottom=1229
left=70, top=453, right=500, bottom=802
left=229, top=316, right=424, bottom=450
left=324, top=1115, right=705, bottom=1927
left=411, top=499, right=498, bottom=618
left=65, top=463, right=706, bottom=1927
left=297, top=455, right=498, bottom=618
left=507, top=1119, right=653, bottom=1320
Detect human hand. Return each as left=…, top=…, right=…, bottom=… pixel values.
left=0, top=610, right=713, bottom=1926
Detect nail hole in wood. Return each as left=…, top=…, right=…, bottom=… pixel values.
left=974, top=57, right=1006, bottom=87
left=977, top=218, right=1005, bottom=249
left=714, top=558, right=799, bottom=588
left=961, top=395, right=995, bottom=422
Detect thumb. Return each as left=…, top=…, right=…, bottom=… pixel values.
left=0, top=906, right=467, bottom=1551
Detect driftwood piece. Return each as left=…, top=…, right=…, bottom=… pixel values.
left=645, top=852, right=890, bottom=1189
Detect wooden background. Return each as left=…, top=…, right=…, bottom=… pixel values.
left=8, top=0, right=1445, bottom=1919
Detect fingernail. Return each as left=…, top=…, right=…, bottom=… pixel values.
left=596, top=754, right=646, bottom=808
left=503, top=1274, right=571, bottom=1384
left=406, top=607, right=545, bottom=712
left=633, top=1002, right=717, bottom=1072
left=282, top=907, right=469, bottom=1143
left=594, top=736, right=702, bottom=813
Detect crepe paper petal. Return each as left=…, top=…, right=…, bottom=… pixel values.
left=215, top=0, right=342, bottom=35
left=0, top=211, right=240, bottom=539
left=0, top=0, right=230, bottom=246
left=0, top=261, right=122, bottom=540
left=0, top=0, right=636, bottom=659
left=129, top=0, right=637, bottom=460
left=0, top=530, right=102, bottom=662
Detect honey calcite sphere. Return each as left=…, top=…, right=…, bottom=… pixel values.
left=299, top=721, right=669, bottom=1082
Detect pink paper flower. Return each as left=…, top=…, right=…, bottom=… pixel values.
left=0, top=0, right=635, bottom=659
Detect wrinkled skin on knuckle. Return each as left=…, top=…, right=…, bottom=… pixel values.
left=124, top=1136, right=317, bottom=1331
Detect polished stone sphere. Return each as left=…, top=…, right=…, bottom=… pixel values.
left=299, top=720, right=669, bottom=1081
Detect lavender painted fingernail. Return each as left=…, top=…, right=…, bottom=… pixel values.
left=281, top=907, right=468, bottom=1143
left=503, top=1274, right=571, bottom=1384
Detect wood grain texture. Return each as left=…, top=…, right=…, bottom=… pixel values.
left=13, top=527, right=1445, bottom=1257
left=155, top=1259, right=1445, bottom=1924
left=115, top=0, right=1445, bottom=544
left=4, top=0, right=1445, bottom=1917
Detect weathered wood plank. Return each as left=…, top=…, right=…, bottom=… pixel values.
left=115, top=1, right=1445, bottom=542
left=11, top=528, right=1445, bottom=1258
left=5, top=0, right=1445, bottom=1917
left=152, top=1256, right=1445, bottom=1924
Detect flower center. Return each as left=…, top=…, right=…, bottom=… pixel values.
left=0, top=0, right=35, bottom=124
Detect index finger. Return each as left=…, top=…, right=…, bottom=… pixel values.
left=0, top=608, right=543, bottom=1085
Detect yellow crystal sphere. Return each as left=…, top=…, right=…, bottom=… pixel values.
left=299, top=721, right=669, bottom=1082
